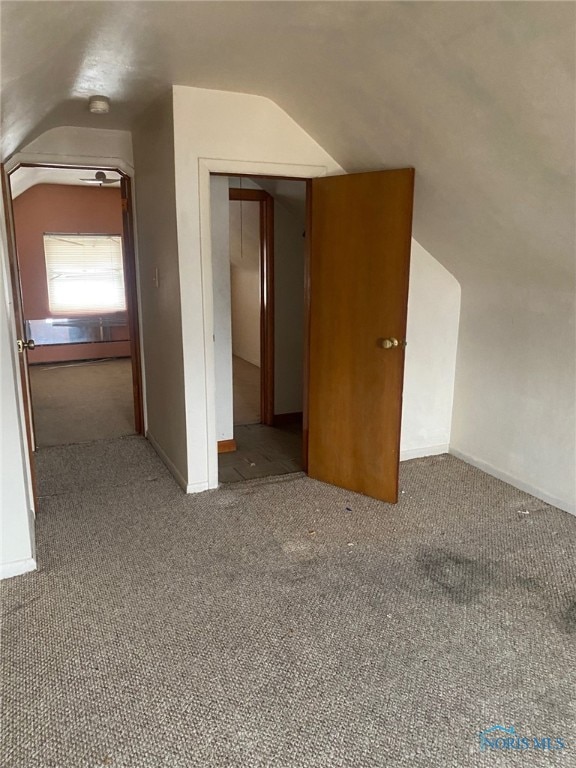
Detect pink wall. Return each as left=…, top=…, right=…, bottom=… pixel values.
left=13, top=184, right=131, bottom=363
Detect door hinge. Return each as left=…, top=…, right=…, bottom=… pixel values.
left=121, top=198, right=129, bottom=212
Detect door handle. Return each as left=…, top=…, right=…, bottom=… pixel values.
left=377, top=337, right=407, bottom=349
left=17, top=338, right=35, bottom=353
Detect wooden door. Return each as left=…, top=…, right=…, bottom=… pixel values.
left=1, top=164, right=38, bottom=503
left=307, top=169, right=414, bottom=503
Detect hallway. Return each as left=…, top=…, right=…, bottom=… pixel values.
left=29, top=358, right=135, bottom=447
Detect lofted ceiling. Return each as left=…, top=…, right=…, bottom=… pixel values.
left=1, top=1, right=574, bottom=286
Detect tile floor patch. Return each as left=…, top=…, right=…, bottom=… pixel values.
left=219, top=423, right=303, bottom=484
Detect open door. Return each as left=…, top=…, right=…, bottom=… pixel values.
left=1, top=164, right=38, bottom=503
left=307, top=168, right=414, bottom=503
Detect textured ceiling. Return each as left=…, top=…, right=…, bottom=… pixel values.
left=2, top=1, right=574, bottom=285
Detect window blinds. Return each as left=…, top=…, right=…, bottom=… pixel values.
left=44, top=234, right=126, bottom=314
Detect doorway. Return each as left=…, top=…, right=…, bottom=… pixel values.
left=204, top=166, right=415, bottom=501
left=211, top=174, right=308, bottom=483
left=5, top=165, right=143, bottom=453
left=229, top=185, right=271, bottom=427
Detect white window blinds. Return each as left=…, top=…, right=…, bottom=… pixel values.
left=44, top=234, right=126, bottom=314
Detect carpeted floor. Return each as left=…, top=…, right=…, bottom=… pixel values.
left=1, top=437, right=575, bottom=767
left=29, top=358, right=135, bottom=447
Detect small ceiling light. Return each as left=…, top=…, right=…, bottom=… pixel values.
left=88, top=95, right=110, bottom=114
left=80, top=171, right=117, bottom=186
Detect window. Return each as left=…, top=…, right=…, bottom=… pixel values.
left=44, top=234, right=126, bottom=314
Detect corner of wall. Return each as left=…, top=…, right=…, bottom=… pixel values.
left=400, top=239, right=461, bottom=459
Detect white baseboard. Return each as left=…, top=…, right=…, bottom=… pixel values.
left=0, top=558, right=37, bottom=580
left=146, top=430, right=188, bottom=491
left=450, top=448, right=576, bottom=516
left=400, top=443, right=449, bottom=462
left=145, top=431, right=209, bottom=494
left=185, top=480, right=210, bottom=494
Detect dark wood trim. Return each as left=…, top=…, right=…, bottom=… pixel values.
left=260, top=193, right=274, bottom=426
left=229, top=187, right=275, bottom=427
left=218, top=172, right=311, bottom=182
left=119, top=174, right=145, bottom=435
left=1, top=164, right=39, bottom=505
left=301, top=179, right=313, bottom=472
left=229, top=188, right=268, bottom=202
left=217, top=438, right=237, bottom=454
left=272, top=411, right=303, bottom=427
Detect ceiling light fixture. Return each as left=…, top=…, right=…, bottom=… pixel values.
left=88, top=95, right=110, bottom=114
left=80, top=171, right=117, bottom=186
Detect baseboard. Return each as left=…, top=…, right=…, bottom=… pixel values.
left=145, top=430, right=189, bottom=492
left=218, top=439, right=237, bottom=453
left=400, top=443, right=449, bottom=462
left=273, top=411, right=303, bottom=427
left=146, top=431, right=210, bottom=494
left=186, top=480, right=210, bottom=493
left=0, top=558, right=37, bottom=580
left=450, top=447, right=576, bottom=516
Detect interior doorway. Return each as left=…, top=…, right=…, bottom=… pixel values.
left=205, top=166, right=415, bottom=501
left=229, top=185, right=272, bottom=427
left=211, top=174, right=308, bottom=483
left=4, top=164, right=143, bottom=453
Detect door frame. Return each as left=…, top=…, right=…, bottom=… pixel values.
left=228, top=186, right=274, bottom=426
left=3, top=161, right=145, bottom=443
left=1, top=164, right=39, bottom=505
left=201, top=159, right=328, bottom=489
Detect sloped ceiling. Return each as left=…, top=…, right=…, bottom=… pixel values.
left=1, top=1, right=574, bottom=286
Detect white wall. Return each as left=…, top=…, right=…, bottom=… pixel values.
left=451, top=279, right=575, bottom=514
left=1, top=90, right=461, bottom=521
left=401, top=241, right=460, bottom=459
left=0, top=195, right=36, bottom=579
left=229, top=199, right=261, bottom=367
left=172, top=86, right=340, bottom=490
left=172, top=85, right=460, bottom=491
left=211, top=176, right=234, bottom=443
left=132, top=92, right=188, bottom=489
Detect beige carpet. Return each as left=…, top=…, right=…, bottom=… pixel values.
left=233, top=354, right=260, bottom=425
left=1, top=438, right=575, bottom=767
left=28, top=358, right=135, bottom=447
